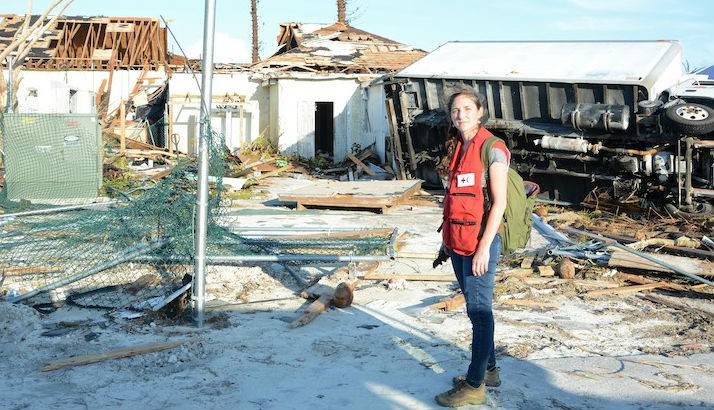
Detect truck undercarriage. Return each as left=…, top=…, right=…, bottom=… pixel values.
left=384, top=78, right=714, bottom=216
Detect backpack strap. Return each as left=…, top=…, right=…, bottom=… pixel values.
left=480, top=136, right=501, bottom=184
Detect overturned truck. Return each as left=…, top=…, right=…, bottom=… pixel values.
left=384, top=41, right=714, bottom=215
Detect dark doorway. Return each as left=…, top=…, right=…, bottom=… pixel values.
left=315, top=102, right=334, bottom=157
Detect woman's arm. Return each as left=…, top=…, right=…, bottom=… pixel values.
left=471, top=162, right=508, bottom=275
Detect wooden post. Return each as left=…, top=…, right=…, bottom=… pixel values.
left=386, top=97, right=406, bottom=179
left=398, top=91, right=418, bottom=172
left=119, top=99, right=126, bottom=155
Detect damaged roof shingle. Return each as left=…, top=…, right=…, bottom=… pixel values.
left=252, top=21, right=425, bottom=74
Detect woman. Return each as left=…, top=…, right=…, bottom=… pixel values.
left=435, top=85, right=510, bottom=408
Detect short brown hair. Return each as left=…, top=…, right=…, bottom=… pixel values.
left=446, top=84, right=485, bottom=115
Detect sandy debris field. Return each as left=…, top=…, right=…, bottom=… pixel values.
left=1, top=177, right=713, bottom=410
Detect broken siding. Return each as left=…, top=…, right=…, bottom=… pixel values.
left=3, top=69, right=160, bottom=114
left=168, top=72, right=262, bottom=154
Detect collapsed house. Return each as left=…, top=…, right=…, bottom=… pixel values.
left=1, top=14, right=425, bottom=162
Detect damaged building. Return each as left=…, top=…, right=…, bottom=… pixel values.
left=1, top=14, right=425, bottom=163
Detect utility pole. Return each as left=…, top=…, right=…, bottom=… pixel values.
left=194, top=0, right=216, bottom=328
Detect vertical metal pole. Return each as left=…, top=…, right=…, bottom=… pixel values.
left=685, top=137, right=693, bottom=206
left=5, top=55, right=14, bottom=113
left=194, top=0, right=216, bottom=328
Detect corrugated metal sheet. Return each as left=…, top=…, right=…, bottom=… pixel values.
left=398, top=40, right=683, bottom=87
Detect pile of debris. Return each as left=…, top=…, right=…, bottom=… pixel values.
left=312, top=144, right=394, bottom=181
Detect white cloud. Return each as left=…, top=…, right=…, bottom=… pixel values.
left=186, top=31, right=251, bottom=63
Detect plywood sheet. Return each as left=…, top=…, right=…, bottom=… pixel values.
left=279, top=180, right=421, bottom=211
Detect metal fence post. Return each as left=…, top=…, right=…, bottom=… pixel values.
left=5, top=55, right=14, bottom=113
left=194, top=0, right=216, bottom=328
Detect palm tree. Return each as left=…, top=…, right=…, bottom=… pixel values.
left=337, top=0, right=346, bottom=23
left=251, top=0, right=259, bottom=63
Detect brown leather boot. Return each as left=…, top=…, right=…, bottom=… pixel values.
left=435, top=381, right=486, bottom=407
left=452, top=367, right=501, bottom=387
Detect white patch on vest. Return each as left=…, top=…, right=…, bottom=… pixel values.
left=456, top=173, right=476, bottom=187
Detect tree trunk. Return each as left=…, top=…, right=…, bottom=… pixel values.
left=337, top=0, right=346, bottom=23
left=251, top=0, right=259, bottom=64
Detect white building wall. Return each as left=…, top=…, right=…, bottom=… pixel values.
left=276, top=76, right=386, bottom=162
left=168, top=72, right=263, bottom=154
left=5, top=70, right=155, bottom=114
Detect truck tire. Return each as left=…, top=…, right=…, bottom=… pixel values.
left=665, top=102, right=714, bottom=136
left=665, top=201, right=714, bottom=218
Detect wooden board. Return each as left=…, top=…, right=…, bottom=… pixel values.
left=279, top=180, right=422, bottom=212
left=41, top=341, right=183, bottom=372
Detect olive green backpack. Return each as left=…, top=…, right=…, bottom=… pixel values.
left=481, top=136, right=538, bottom=254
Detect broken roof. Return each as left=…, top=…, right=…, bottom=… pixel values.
left=0, top=14, right=168, bottom=70
left=252, top=21, right=425, bottom=74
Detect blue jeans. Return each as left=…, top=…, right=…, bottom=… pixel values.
left=450, top=234, right=501, bottom=387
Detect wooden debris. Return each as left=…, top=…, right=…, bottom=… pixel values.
left=279, top=180, right=422, bottom=213
left=537, top=265, right=555, bottom=277
left=556, top=258, right=576, bottom=279
left=497, top=299, right=559, bottom=309
left=2, top=266, right=64, bottom=276
left=41, top=341, right=183, bottom=372
left=253, top=164, right=295, bottom=181
left=290, top=279, right=361, bottom=328
left=346, top=153, right=376, bottom=176
left=520, top=256, right=535, bottom=269
left=430, top=293, right=465, bottom=311
left=497, top=268, right=533, bottom=281
left=641, top=294, right=714, bottom=320
left=289, top=293, right=333, bottom=328
left=618, top=273, right=689, bottom=292
left=607, top=247, right=714, bottom=276
left=395, top=252, right=436, bottom=260
left=333, top=280, right=360, bottom=308
left=359, top=273, right=455, bottom=282
left=584, top=283, right=663, bottom=297
left=628, top=238, right=675, bottom=251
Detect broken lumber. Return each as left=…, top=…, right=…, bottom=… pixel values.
left=347, top=153, right=376, bottom=176
left=253, top=164, right=294, bottom=181
left=290, top=279, right=361, bottom=328
left=430, top=293, right=465, bottom=311
left=584, top=283, right=663, bottom=297
left=290, top=293, right=333, bottom=328
left=41, top=341, right=183, bottom=372
left=537, top=265, right=555, bottom=277
left=497, top=299, right=559, bottom=309
left=2, top=266, right=64, bottom=276
left=640, top=294, right=714, bottom=320
left=561, top=226, right=714, bottom=287
left=618, top=273, right=689, bottom=292
left=359, top=273, right=455, bottom=282
left=395, top=252, right=436, bottom=260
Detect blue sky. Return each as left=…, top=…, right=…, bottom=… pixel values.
left=4, top=0, right=713, bottom=69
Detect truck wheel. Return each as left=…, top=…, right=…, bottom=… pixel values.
left=665, top=201, right=714, bottom=218
left=665, top=103, right=714, bottom=135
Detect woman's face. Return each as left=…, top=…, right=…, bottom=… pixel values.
left=450, top=94, right=484, bottom=137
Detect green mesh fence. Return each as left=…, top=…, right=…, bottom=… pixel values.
left=0, top=112, right=394, bottom=311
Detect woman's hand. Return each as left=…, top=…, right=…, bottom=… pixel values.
left=471, top=246, right=490, bottom=276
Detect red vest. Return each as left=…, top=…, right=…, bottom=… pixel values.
left=442, top=127, right=494, bottom=256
